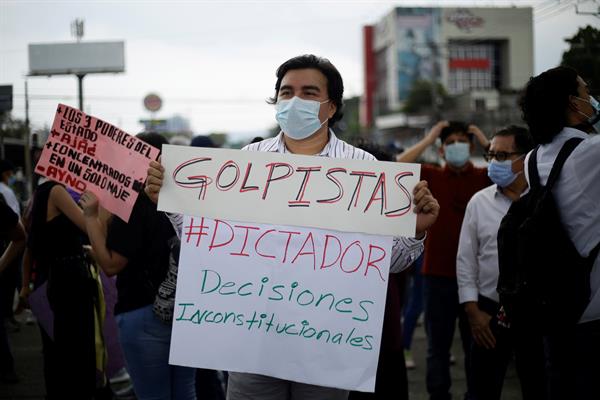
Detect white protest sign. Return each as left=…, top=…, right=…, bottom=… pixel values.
left=158, top=145, right=420, bottom=237
left=169, top=216, right=392, bottom=392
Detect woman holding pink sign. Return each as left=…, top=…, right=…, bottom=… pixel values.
left=81, top=132, right=196, bottom=400
left=27, top=178, right=109, bottom=399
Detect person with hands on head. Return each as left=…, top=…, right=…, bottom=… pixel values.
left=396, top=120, right=490, bottom=165
left=397, top=121, right=491, bottom=400
left=146, top=54, right=439, bottom=400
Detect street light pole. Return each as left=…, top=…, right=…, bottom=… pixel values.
left=24, top=79, right=32, bottom=198
left=77, top=74, right=85, bottom=111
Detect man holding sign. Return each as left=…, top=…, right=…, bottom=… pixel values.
left=146, top=54, right=439, bottom=399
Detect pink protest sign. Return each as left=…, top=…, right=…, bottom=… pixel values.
left=35, top=104, right=160, bottom=222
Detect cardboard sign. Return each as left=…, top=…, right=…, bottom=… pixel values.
left=35, top=104, right=160, bottom=222
left=158, top=145, right=421, bottom=237
left=169, top=216, right=392, bottom=392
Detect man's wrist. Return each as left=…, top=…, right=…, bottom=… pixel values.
left=464, top=301, right=479, bottom=314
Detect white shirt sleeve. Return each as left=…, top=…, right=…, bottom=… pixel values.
left=389, top=236, right=425, bottom=273
left=457, top=198, right=480, bottom=304
left=570, top=134, right=600, bottom=256
left=0, top=184, right=20, bottom=215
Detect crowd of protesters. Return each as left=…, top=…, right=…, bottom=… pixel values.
left=1, top=56, right=599, bottom=400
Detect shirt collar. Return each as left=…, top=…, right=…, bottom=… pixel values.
left=273, top=128, right=338, bottom=156
left=557, top=126, right=589, bottom=141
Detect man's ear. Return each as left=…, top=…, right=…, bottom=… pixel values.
left=513, top=156, right=525, bottom=173
left=567, top=96, right=580, bottom=112
left=438, top=146, right=445, bottom=159
left=328, top=102, right=337, bottom=120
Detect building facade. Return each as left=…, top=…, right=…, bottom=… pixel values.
left=361, top=7, right=533, bottom=130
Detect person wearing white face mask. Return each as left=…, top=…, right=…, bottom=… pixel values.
left=518, top=65, right=600, bottom=399
left=397, top=121, right=491, bottom=400
left=457, top=126, right=546, bottom=400
left=145, top=54, right=441, bottom=400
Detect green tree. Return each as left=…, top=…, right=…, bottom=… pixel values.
left=561, top=25, right=600, bottom=93
left=0, top=113, right=28, bottom=139
left=402, top=80, right=451, bottom=114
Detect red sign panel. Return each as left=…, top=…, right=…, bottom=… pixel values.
left=449, top=58, right=490, bottom=70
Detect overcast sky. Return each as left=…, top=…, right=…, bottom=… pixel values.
left=1, top=0, right=597, bottom=142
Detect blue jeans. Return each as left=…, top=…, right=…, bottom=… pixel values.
left=402, top=255, right=424, bottom=350
left=116, top=305, right=196, bottom=400
left=423, top=275, right=473, bottom=400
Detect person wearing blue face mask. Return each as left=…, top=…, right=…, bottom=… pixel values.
left=457, top=126, right=546, bottom=400
left=397, top=121, right=491, bottom=400
left=518, top=65, right=600, bottom=399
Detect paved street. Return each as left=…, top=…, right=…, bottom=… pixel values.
left=1, top=312, right=522, bottom=399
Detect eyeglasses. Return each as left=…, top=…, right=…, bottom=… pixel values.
left=484, top=151, right=522, bottom=162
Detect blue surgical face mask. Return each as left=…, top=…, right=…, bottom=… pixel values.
left=487, top=156, right=523, bottom=188
left=444, top=142, right=470, bottom=168
left=7, top=176, right=16, bottom=186
left=574, top=95, right=600, bottom=127
left=587, top=96, right=600, bottom=131
left=276, top=97, right=329, bottom=140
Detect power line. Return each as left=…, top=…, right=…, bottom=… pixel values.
left=535, top=1, right=576, bottom=21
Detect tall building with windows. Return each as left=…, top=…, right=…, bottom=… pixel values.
left=361, top=7, right=533, bottom=130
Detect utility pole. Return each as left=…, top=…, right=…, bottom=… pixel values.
left=24, top=79, right=32, bottom=198
left=428, top=40, right=441, bottom=121
left=71, top=19, right=86, bottom=111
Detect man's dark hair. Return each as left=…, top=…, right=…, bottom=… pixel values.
left=0, top=159, right=15, bottom=175
left=492, top=125, right=535, bottom=154
left=190, top=135, right=217, bottom=148
left=440, top=121, right=471, bottom=144
left=519, top=66, right=579, bottom=145
left=268, top=54, right=344, bottom=126
left=353, top=139, right=390, bottom=161
left=136, top=132, right=169, bottom=151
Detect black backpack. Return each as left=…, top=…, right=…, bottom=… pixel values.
left=497, top=137, right=600, bottom=333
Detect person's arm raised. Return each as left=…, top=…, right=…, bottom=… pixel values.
left=396, top=120, right=449, bottom=163
left=468, top=124, right=490, bottom=151
left=50, top=185, right=86, bottom=232
left=80, top=191, right=128, bottom=276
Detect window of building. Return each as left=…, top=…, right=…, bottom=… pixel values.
left=448, top=41, right=500, bottom=95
